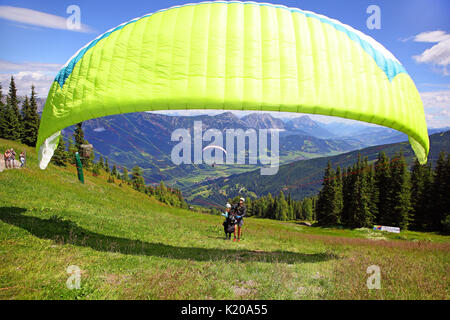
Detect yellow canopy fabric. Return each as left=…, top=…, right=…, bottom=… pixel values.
left=37, top=1, right=429, bottom=169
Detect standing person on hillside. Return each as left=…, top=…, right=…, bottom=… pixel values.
left=221, top=203, right=236, bottom=240
left=10, top=148, right=16, bottom=168
left=19, top=151, right=26, bottom=168
left=4, top=149, right=11, bottom=169
left=233, top=198, right=247, bottom=242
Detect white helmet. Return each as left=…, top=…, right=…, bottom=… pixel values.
left=226, top=203, right=232, bottom=208
left=240, top=197, right=245, bottom=202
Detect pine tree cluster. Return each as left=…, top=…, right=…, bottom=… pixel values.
left=0, top=77, right=40, bottom=146
left=240, top=192, right=316, bottom=221
left=315, top=152, right=450, bottom=233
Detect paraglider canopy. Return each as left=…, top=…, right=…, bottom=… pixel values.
left=203, top=145, right=227, bottom=167
left=202, top=145, right=228, bottom=154
left=37, top=1, right=429, bottom=169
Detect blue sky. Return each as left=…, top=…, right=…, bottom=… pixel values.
left=0, top=0, right=448, bottom=127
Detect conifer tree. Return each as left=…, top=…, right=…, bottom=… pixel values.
left=430, top=152, right=450, bottom=232
left=111, top=164, right=118, bottom=177
left=107, top=174, right=115, bottom=183
left=105, top=158, right=110, bottom=173
left=367, top=162, right=378, bottom=223
left=158, top=180, right=167, bottom=202
left=3, top=77, right=22, bottom=140
left=287, top=192, right=294, bottom=220
left=0, top=84, right=5, bottom=138
left=21, top=85, right=40, bottom=146
left=67, top=137, right=77, bottom=165
left=388, top=153, right=411, bottom=229
left=266, top=193, right=275, bottom=219
left=341, top=166, right=352, bottom=225
left=131, top=166, right=145, bottom=191
left=410, top=159, right=433, bottom=231
left=375, top=152, right=392, bottom=225
left=98, top=155, right=104, bottom=170
left=275, top=191, right=288, bottom=221
left=334, top=166, right=344, bottom=218
left=73, top=122, right=85, bottom=151
left=294, top=200, right=303, bottom=220
left=316, top=161, right=341, bottom=225
left=442, top=154, right=450, bottom=233
left=51, top=136, right=69, bottom=166
left=302, top=198, right=313, bottom=221
left=122, top=167, right=130, bottom=183
left=353, top=156, right=374, bottom=227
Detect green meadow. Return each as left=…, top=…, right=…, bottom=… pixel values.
left=0, top=139, right=448, bottom=300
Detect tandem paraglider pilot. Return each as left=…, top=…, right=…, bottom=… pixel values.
left=233, top=198, right=246, bottom=242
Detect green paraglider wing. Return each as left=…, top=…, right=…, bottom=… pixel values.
left=37, top=1, right=429, bottom=169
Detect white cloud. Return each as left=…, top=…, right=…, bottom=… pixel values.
left=0, top=71, right=54, bottom=97
left=0, top=60, right=61, bottom=73
left=0, top=5, right=95, bottom=33
left=410, top=30, right=450, bottom=75
left=414, top=30, right=450, bottom=43
left=0, top=60, right=61, bottom=97
left=420, top=90, right=450, bottom=128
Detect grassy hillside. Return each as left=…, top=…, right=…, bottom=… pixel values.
left=0, top=139, right=449, bottom=299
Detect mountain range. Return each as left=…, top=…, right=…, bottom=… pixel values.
left=59, top=111, right=449, bottom=196
left=61, top=112, right=371, bottom=185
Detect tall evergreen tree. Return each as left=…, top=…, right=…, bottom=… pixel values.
left=442, top=154, right=450, bottom=234
left=122, top=167, right=130, bottom=183
left=21, top=85, right=40, bottom=146
left=375, top=152, right=392, bottom=225
left=294, top=200, right=303, bottom=220
left=67, top=137, right=77, bottom=165
left=98, top=155, right=105, bottom=169
left=131, top=166, right=145, bottom=191
left=410, top=159, right=433, bottom=231
left=111, top=164, right=118, bottom=177
left=73, top=122, right=85, bottom=151
left=351, top=156, right=374, bottom=227
left=2, top=77, right=22, bottom=140
left=334, top=166, right=344, bottom=218
left=367, top=162, right=378, bottom=224
left=341, top=166, right=352, bottom=225
left=275, top=191, right=288, bottom=221
left=430, top=152, right=450, bottom=232
left=388, top=153, right=411, bottom=229
left=301, top=198, right=313, bottom=221
left=0, top=84, right=5, bottom=138
left=266, top=193, right=275, bottom=219
left=104, top=158, right=110, bottom=173
left=51, top=136, right=69, bottom=166
left=316, top=161, right=341, bottom=225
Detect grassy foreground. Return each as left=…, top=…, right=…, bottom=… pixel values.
left=0, top=139, right=449, bottom=300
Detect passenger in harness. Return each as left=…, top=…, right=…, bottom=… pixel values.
left=221, top=203, right=236, bottom=240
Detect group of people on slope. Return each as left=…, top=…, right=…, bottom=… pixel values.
left=3, top=148, right=26, bottom=169
left=221, top=197, right=246, bottom=242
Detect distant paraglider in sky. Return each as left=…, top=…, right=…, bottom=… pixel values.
left=202, top=145, right=227, bottom=167
left=37, top=1, right=429, bottom=169
left=202, top=145, right=227, bottom=154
